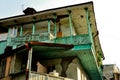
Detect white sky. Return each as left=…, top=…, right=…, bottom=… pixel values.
left=0, top=0, right=120, bottom=68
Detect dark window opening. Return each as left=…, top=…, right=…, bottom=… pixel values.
left=47, top=65, right=55, bottom=73
left=0, top=59, right=6, bottom=78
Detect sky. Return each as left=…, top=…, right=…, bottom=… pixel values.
left=0, top=0, right=120, bottom=68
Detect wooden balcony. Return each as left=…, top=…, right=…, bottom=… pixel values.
left=10, top=33, right=54, bottom=46
left=10, top=34, right=91, bottom=46
left=8, top=34, right=102, bottom=80
left=54, top=34, right=91, bottom=45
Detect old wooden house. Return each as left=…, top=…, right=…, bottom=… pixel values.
left=0, top=1, right=104, bottom=80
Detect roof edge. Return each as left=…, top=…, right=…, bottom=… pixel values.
left=0, top=1, right=93, bottom=21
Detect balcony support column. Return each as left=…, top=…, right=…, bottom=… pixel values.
left=7, top=27, right=11, bottom=38
left=7, top=27, right=12, bottom=46
left=85, top=8, right=93, bottom=42
left=85, top=8, right=98, bottom=66
left=53, top=14, right=57, bottom=38
left=26, top=47, right=33, bottom=80
left=48, top=19, right=51, bottom=34
left=68, top=10, right=73, bottom=36
left=85, top=8, right=96, bottom=49
left=68, top=10, right=73, bottom=44
left=20, top=25, right=23, bottom=36
left=32, top=23, right=36, bottom=35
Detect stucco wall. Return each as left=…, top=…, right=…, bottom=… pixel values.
left=40, top=57, right=89, bottom=80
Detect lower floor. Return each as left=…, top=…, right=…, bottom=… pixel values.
left=0, top=56, right=89, bottom=80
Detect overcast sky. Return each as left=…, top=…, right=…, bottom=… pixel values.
left=0, top=0, right=120, bottom=68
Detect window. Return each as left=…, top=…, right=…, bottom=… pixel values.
left=10, top=53, right=28, bottom=74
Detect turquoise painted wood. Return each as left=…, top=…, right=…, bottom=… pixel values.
left=0, top=40, right=7, bottom=54
left=7, top=28, right=12, bottom=46
left=48, top=20, right=51, bottom=34
left=8, top=33, right=102, bottom=80
left=32, top=23, right=36, bottom=35
left=68, top=11, right=73, bottom=36
left=85, top=8, right=97, bottom=54
left=15, top=43, right=102, bottom=80
left=53, top=14, right=57, bottom=38
left=10, top=34, right=91, bottom=46
left=20, top=25, right=23, bottom=36
left=10, top=33, right=50, bottom=45
left=54, top=34, right=91, bottom=45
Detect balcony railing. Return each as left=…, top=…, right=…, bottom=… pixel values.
left=10, top=33, right=54, bottom=45
left=29, top=71, right=73, bottom=80
left=54, top=34, right=91, bottom=45
left=10, top=34, right=91, bottom=46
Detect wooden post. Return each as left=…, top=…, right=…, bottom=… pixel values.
left=68, top=10, right=73, bottom=36
left=85, top=7, right=93, bottom=44
left=53, top=14, right=57, bottom=38
left=20, top=25, right=23, bottom=36
left=5, top=57, right=11, bottom=77
left=68, top=10, right=73, bottom=44
left=48, top=20, right=51, bottom=34
left=85, top=8, right=98, bottom=66
left=7, top=27, right=11, bottom=46
left=26, top=48, right=33, bottom=80
left=32, top=23, right=36, bottom=35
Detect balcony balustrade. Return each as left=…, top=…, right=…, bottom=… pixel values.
left=10, top=33, right=54, bottom=45
left=54, top=34, right=91, bottom=45
left=10, top=34, right=91, bottom=46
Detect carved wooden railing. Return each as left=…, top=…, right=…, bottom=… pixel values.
left=10, top=33, right=54, bottom=45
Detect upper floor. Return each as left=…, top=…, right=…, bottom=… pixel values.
left=0, top=2, right=101, bottom=49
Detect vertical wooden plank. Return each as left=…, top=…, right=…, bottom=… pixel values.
left=20, top=25, right=23, bottom=36
left=32, top=23, right=36, bottom=35
left=85, top=8, right=92, bottom=42
left=7, top=28, right=11, bottom=46
left=68, top=10, right=73, bottom=36
left=10, top=55, right=16, bottom=74
left=5, top=57, right=11, bottom=77
left=53, top=14, right=57, bottom=38
left=48, top=20, right=51, bottom=34
left=68, top=10, right=73, bottom=44
left=26, top=48, right=33, bottom=80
